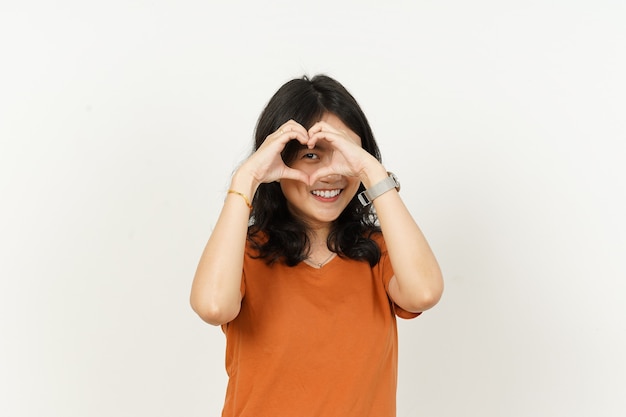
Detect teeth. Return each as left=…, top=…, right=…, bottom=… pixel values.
left=312, top=189, right=341, bottom=198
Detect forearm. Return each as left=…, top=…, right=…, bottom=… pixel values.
left=190, top=171, right=259, bottom=325
left=363, top=167, right=443, bottom=312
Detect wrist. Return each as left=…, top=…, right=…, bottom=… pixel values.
left=358, top=163, right=389, bottom=189
left=230, top=168, right=261, bottom=201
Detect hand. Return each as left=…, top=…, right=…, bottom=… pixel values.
left=241, top=120, right=311, bottom=185
left=306, top=121, right=380, bottom=185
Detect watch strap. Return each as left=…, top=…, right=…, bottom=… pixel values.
left=357, top=172, right=400, bottom=206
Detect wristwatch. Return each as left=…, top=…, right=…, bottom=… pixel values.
left=357, top=172, right=400, bottom=206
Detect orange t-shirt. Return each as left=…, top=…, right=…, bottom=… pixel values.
left=220, top=234, right=420, bottom=417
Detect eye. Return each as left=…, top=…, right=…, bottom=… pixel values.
left=301, top=152, right=319, bottom=160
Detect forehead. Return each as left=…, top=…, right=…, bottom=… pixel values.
left=320, top=113, right=362, bottom=146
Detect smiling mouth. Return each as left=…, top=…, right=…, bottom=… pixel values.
left=311, top=189, right=342, bottom=198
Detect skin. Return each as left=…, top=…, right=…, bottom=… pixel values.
left=279, top=114, right=363, bottom=262
left=190, top=112, right=444, bottom=326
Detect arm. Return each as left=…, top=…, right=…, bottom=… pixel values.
left=307, top=123, right=443, bottom=313
left=189, top=170, right=256, bottom=326
left=365, top=168, right=444, bottom=313
left=190, top=121, right=310, bottom=326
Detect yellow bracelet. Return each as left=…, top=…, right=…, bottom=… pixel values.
left=227, top=189, right=253, bottom=209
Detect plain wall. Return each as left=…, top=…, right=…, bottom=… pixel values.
left=1, top=1, right=625, bottom=416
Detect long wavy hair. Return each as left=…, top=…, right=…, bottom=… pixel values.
left=248, top=74, right=383, bottom=266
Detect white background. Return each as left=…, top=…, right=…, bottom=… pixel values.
left=1, top=1, right=625, bottom=416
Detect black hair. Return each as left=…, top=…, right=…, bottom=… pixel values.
left=248, top=74, right=383, bottom=266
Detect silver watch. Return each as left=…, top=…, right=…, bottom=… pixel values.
left=357, top=172, right=400, bottom=206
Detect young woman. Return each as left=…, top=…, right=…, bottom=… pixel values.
left=190, top=74, right=443, bottom=417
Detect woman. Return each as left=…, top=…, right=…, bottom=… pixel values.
left=190, top=74, right=443, bottom=417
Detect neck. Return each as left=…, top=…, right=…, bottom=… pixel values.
left=308, top=227, right=330, bottom=247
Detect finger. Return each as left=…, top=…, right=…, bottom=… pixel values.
left=307, top=129, right=350, bottom=151
left=308, top=166, right=357, bottom=186
left=274, top=130, right=309, bottom=149
left=282, top=119, right=307, bottom=132
left=307, top=122, right=333, bottom=147
left=281, top=130, right=310, bottom=146
left=280, top=167, right=310, bottom=184
left=277, top=120, right=308, bottom=139
left=307, top=166, right=336, bottom=185
left=308, top=120, right=334, bottom=135
left=268, top=128, right=309, bottom=149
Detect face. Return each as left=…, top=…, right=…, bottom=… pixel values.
left=279, top=113, right=362, bottom=230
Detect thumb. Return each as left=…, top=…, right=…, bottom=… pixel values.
left=307, top=166, right=337, bottom=185
left=281, top=167, right=310, bottom=184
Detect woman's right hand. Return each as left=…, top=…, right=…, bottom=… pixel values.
left=239, top=120, right=311, bottom=186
